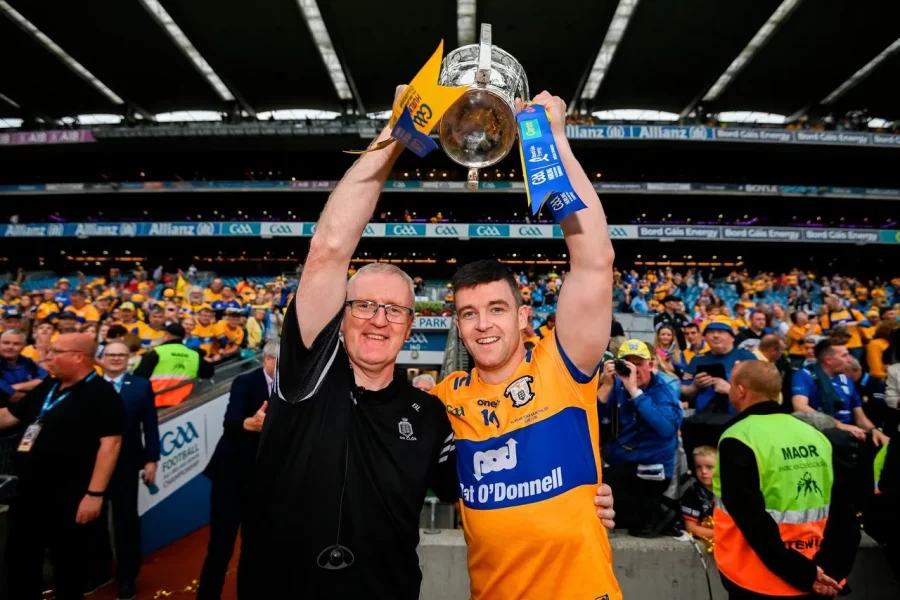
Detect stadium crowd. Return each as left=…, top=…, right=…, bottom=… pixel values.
left=0, top=259, right=898, bottom=597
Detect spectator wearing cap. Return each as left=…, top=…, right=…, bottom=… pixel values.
left=54, top=277, right=72, bottom=307
left=681, top=318, right=757, bottom=415
left=0, top=309, right=24, bottom=335
left=653, top=295, right=691, bottom=349
left=57, top=310, right=79, bottom=334
left=133, top=323, right=213, bottom=408
left=598, top=339, right=682, bottom=537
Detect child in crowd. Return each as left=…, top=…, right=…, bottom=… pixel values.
left=681, top=445, right=717, bottom=545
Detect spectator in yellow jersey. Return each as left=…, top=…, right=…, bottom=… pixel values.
left=181, top=286, right=207, bottom=318
left=35, top=289, right=59, bottom=323
left=245, top=306, right=269, bottom=350
left=821, top=295, right=867, bottom=361
left=682, top=322, right=709, bottom=365
left=140, top=306, right=167, bottom=352
left=204, top=279, right=224, bottom=304
left=21, top=320, right=55, bottom=368
left=213, top=308, right=244, bottom=362
left=0, top=283, right=22, bottom=311
left=192, top=306, right=218, bottom=360
left=68, top=290, right=100, bottom=326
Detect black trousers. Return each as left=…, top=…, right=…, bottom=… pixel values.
left=198, top=475, right=248, bottom=600
left=602, top=461, right=671, bottom=531
left=6, top=493, right=104, bottom=600
left=109, top=469, right=142, bottom=586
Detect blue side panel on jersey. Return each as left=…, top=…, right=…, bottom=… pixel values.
left=455, top=406, right=596, bottom=510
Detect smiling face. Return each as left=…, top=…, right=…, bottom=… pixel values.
left=342, top=271, right=414, bottom=374
left=455, top=280, right=528, bottom=375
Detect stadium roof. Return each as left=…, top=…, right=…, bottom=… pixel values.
left=1, top=0, right=898, bottom=124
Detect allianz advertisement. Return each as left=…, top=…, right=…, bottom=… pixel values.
left=137, top=394, right=229, bottom=516
left=2, top=221, right=895, bottom=244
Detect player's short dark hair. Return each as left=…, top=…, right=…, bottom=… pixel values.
left=451, top=260, right=523, bottom=307
left=814, top=337, right=844, bottom=362
left=683, top=322, right=699, bottom=331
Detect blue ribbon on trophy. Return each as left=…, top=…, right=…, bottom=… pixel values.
left=517, top=104, right=588, bottom=222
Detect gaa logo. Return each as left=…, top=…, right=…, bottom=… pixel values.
left=268, top=224, right=293, bottom=235
left=391, top=225, right=421, bottom=236
left=435, top=225, right=459, bottom=235
left=407, top=333, right=428, bottom=346
left=230, top=223, right=256, bottom=235
left=517, top=226, right=543, bottom=237
left=475, top=226, right=503, bottom=237
left=160, top=422, right=200, bottom=456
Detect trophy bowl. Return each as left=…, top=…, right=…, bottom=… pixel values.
left=438, top=24, right=529, bottom=189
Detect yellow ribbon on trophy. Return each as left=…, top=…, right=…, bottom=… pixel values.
left=345, top=41, right=469, bottom=156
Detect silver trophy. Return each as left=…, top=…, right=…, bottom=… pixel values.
left=438, top=24, right=529, bottom=191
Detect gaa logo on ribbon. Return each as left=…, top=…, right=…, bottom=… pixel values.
left=160, top=422, right=200, bottom=456
left=517, top=226, right=544, bottom=237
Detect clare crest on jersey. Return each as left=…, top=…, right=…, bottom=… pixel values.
left=504, top=375, right=535, bottom=408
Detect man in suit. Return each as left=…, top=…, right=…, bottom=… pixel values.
left=197, top=340, right=276, bottom=600
left=101, top=341, right=160, bottom=600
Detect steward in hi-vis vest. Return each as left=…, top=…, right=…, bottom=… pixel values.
left=133, top=323, right=214, bottom=407
left=713, top=361, right=859, bottom=599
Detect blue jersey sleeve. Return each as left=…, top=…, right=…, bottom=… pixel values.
left=791, top=369, right=815, bottom=399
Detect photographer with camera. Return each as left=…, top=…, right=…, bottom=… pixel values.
left=598, top=340, right=683, bottom=537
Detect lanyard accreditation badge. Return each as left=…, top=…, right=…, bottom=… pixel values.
left=18, top=373, right=96, bottom=453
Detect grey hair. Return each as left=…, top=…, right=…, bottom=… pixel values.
left=189, top=285, right=204, bottom=296
left=262, top=340, right=281, bottom=359
left=347, top=263, right=415, bottom=302
left=412, top=373, right=435, bottom=387
left=0, top=329, right=25, bottom=341
left=847, top=357, right=862, bottom=372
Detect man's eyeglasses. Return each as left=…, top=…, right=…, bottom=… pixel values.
left=344, top=300, right=413, bottom=324
left=47, top=348, right=84, bottom=356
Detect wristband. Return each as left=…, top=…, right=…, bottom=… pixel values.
left=85, top=490, right=105, bottom=497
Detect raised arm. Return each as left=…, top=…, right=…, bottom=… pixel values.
left=533, top=92, right=614, bottom=377
left=295, top=88, right=406, bottom=348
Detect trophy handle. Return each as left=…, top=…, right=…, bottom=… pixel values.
left=476, top=23, right=492, bottom=86
left=467, top=168, right=479, bottom=191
